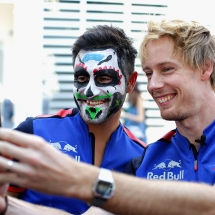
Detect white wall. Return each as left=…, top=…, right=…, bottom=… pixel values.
left=0, top=1, right=44, bottom=127
left=1, top=0, right=214, bottom=139
left=0, top=3, right=14, bottom=101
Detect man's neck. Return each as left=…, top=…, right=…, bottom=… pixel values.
left=86, top=111, right=121, bottom=166
left=176, top=111, right=215, bottom=149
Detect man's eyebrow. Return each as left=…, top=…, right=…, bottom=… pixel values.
left=143, top=61, right=176, bottom=70
left=142, top=66, right=150, bottom=71
left=75, top=63, right=88, bottom=71
left=98, top=55, right=112, bottom=65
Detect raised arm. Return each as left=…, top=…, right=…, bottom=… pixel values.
left=7, top=197, right=72, bottom=215
left=0, top=184, right=71, bottom=215
left=0, top=128, right=215, bottom=215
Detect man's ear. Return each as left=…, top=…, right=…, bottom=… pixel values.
left=201, top=60, right=213, bottom=81
left=127, top=71, right=138, bottom=93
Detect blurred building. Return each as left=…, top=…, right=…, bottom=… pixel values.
left=3, top=0, right=214, bottom=142
left=41, top=0, right=174, bottom=144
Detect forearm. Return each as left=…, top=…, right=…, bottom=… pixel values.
left=7, top=197, right=71, bottom=215
left=66, top=164, right=215, bottom=215
left=1, top=128, right=215, bottom=215
left=100, top=172, right=215, bottom=215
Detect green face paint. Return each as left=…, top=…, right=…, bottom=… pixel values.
left=73, top=48, right=127, bottom=124
left=75, top=93, right=87, bottom=99
left=76, top=92, right=112, bottom=100
left=107, top=99, right=120, bottom=115
left=86, top=106, right=101, bottom=120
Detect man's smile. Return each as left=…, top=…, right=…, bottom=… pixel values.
left=85, top=99, right=108, bottom=106
left=154, top=94, right=175, bottom=104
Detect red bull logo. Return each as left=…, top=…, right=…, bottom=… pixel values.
left=63, top=144, right=77, bottom=153
left=147, top=159, right=184, bottom=180
left=152, top=159, right=181, bottom=171
left=50, top=140, right=78, bottom=153
left=147, top=170, right=184, bottom=180
left=49, top=140, right=81, bottom=162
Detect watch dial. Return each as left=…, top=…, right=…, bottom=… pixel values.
left=96, top=181, right=113, bottom=197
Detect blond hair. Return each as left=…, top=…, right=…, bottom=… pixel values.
left=139, top=19, right=215, bottom=90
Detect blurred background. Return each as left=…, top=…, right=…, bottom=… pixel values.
left=0, top=0, right=214, bottom=143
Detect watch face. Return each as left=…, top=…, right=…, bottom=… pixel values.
left=96, top=181, right=113, bottom=198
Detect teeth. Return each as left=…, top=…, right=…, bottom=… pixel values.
left=86, top=100, right=104, bottom=106
left=158, top=95, right=173, bottom=103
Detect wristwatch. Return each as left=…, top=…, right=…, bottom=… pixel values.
left=92, top=168, right=115, bottom=207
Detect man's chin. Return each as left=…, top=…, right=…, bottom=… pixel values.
left=80, top=114, right=106, bottom=124
left=161, top=112, right=184, bottom=121
left=85, top=118, right=108, bottom=125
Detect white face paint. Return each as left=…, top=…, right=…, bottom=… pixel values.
left=73, top=48, right=127, bottom=124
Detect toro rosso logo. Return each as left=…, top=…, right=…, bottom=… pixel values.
left=153, top=159, right=181, bottom=171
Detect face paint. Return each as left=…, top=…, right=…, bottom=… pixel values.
left=73, top=48, right=127, bottom=124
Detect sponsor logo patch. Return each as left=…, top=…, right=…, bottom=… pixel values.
left=49, top=140, right=81, bottom=162
left=147, top=159, right=184, bottom=180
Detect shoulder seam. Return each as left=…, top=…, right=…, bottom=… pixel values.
left=123, top=126, right=147, bottom=147
left=158, top=129, right=176, bottom=143
left=35, top=108, right=74, bottom=119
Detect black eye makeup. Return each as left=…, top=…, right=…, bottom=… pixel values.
left=74, top=68, right=90, bottom=89
left=94, top=69, right=120, bottom=87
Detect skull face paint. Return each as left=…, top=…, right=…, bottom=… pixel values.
left=73, top=48, right=127, bottom=124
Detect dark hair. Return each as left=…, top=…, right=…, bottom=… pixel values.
left=72, top=25, right=137, bottom=81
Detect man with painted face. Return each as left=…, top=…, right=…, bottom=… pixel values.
left=7, top=25, right=145, bottom=214
left=1, top=19, right=215, bottom=215
left=74, top=47, right=126, bottom=125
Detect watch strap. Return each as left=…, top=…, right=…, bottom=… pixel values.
left=92, top=196, right=107, bottom=207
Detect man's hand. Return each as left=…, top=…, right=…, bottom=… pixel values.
left=0, top=183, right=8, bottom=214
left=0, top=128, right=97, bottom=202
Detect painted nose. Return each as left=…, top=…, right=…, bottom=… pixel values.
left=86, top=86, right=93, bottom=97
left=84, top=82, right=101, bottom=98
